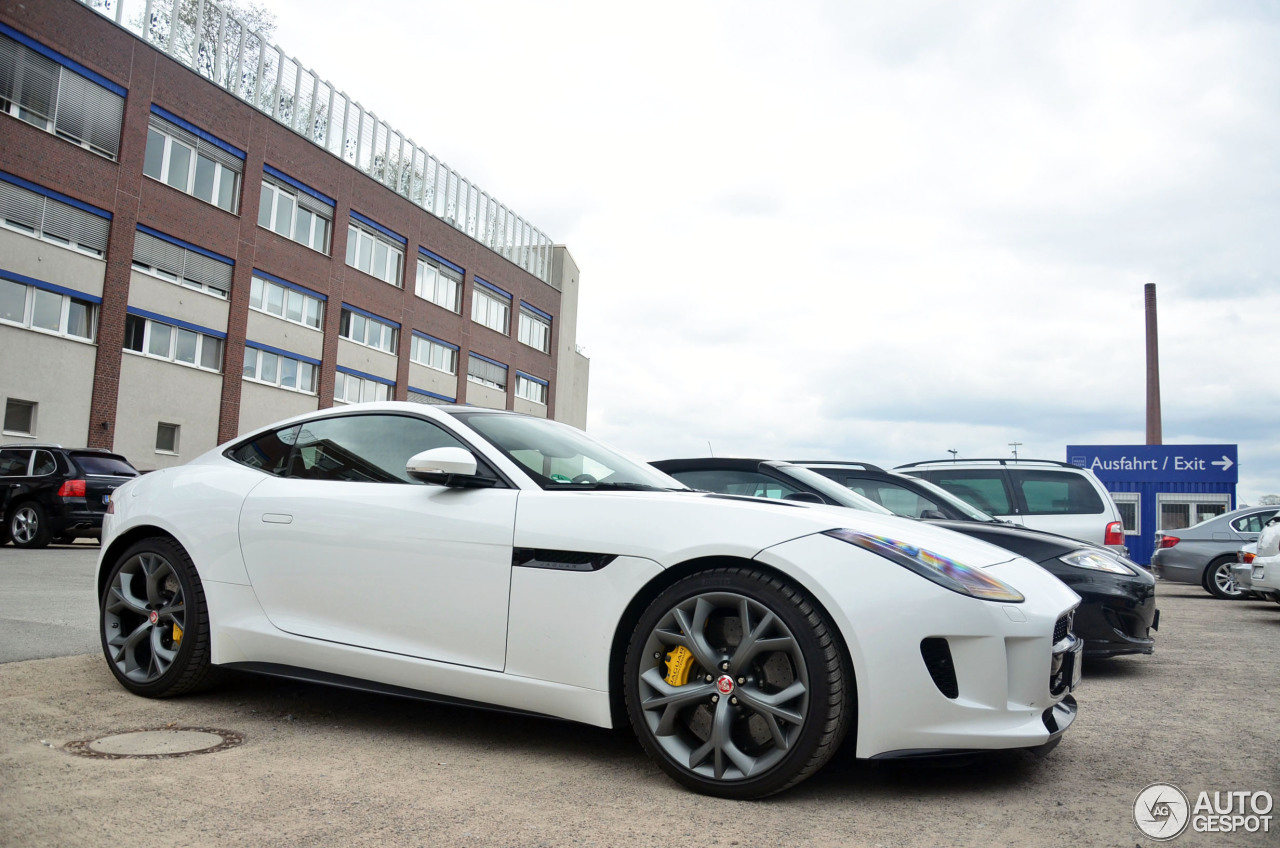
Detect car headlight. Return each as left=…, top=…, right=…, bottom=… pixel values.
left=823, top=528, right=1024, bottom=603
left=1059, top=549, right=1134, bottom=575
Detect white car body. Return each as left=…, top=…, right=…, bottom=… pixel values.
left=97, top=403, right=1081, bottom=795
left=1248, top=516, right=1280, bottom=597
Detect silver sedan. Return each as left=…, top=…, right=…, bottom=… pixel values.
left=1151, top=506, right=1279, bottom=599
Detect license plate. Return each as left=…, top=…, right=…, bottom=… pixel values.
left=1255, top=565, right=1265, bottom=579
left=102, top=494, right=111, bottom=505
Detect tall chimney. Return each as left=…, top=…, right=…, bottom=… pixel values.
left=1145, top=283, right=1162, bottom=445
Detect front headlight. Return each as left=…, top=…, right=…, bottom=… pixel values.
left=1059, top=549, right=1134, bottom=574
left=824, top=528, right=1025, bottom=603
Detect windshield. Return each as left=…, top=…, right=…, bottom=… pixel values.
left=907, top=475, right=998, bottom=521
left=457, top=412, right=687, bottom=491
left=777, top=465, right=894, bottom=514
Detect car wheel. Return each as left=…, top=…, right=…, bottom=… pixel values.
left=1204, top=556, right=1244, bottom=600
left=623, top=566, right=850, bottom=798
left=100, top=537, right=216, bottom=697
left=9, top=502, right=51, bottom=549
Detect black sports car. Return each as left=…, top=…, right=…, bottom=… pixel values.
left=652, top=458, right=1157, bottom=659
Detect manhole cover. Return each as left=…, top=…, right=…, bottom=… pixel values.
left=62, top=727, right=244, bottom=759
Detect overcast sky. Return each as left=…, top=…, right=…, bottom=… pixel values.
left=264, top=0, right=1280, bottom=502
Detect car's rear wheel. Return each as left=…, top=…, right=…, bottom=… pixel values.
left=100, top=537, right=216, bottom=697
left=623, top=567, right=849, bottom=798
left=9, top=502, right=51, bottom=549
left=1204, top=556, right=1244, bottom=600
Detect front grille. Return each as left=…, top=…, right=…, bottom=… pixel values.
left=920, top=638, right=958, bottom=699
left=1052, top=613, right=1073, bottom=644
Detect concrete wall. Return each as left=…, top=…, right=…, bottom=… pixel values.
left=245, top=311, right=324, bottom=361
left=128, top=270, right=230, bottom=333
left=513, top=397, right=548, bottom=418
left=0, top=325, right=95, bottom=446
left=551, top=247, right=590, bottom=430
left=336, top=338, right=397, bottom=382
left=0, top=229, right=106, bottom=299
left=407, top=362, right=458, bottom=401
left=238, top=380, right=318, bottom=436
left=465, top=380, right=507, bottom=410
left=115, top=353, right=223, bottom=470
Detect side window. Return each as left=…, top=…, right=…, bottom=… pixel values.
left=0, top=449, right=31, bottom=476
left=1233, top=511, right=1278, bottom=533
left=287, top=414, right=469, bottom=484
left=869, top=480, right=941, bottom=519
left=670, top=469, right=803, bottom=500
left=1012, top=470, right=1104, bottom=515
left=227, top=425, right=301, bottom=476
left=31, top=450, right=57, bottom=476
left=924, top=471, right=1013, bottom=515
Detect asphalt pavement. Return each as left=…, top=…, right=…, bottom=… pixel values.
left=0, top=540, right=101, bottom=663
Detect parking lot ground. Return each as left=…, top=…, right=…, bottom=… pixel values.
left=1, top=553, right=1277, bottom=847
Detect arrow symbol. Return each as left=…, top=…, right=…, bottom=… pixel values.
left=1212, top=456, right=1234, bottom=472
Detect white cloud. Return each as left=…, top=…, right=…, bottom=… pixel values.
left=265, top=0, right=1280, bottom=502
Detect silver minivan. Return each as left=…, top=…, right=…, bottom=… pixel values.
left=897, top=458, right=1126, bottom=551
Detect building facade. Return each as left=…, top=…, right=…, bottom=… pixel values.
left=1, top=0, right=589, bottom=470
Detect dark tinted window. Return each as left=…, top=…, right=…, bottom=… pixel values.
left=31, top=450, right=57, bottom=476
left=921, top=470, right=1013, bottom=515
left=670, top=469, right=803, bottom=499
left=71, top=454, right=137, bottom=476
left=288, top=414, right=467, bottom=483
left=1012, top=470, right=1103, bottom=515
left=0, top=449, right=31, bottom=476
left=227, top=424, right=301, bottom=476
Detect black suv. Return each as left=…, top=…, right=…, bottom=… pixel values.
left=1, top=444, right=138, bottom=548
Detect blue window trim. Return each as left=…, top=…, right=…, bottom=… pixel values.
left=0, top=170, right=112, bottom=220
left=340, top=302, right=400, bottom=329
left=418, top=247, right=464, bottom=276
left=150, top=105, right=246, bottom=161
left=335, top=365, right=395, bottom=387
left=408, top=387, right=456, bottom=403
left=519, top=301, right=553, bottom=322
left=263, top=165, right=335, bottom=208
left=136, top=225, right=234, bottom=266
left=515, top=370, right=549, bottom=386
left=244, top=340, right=322, bottom=367
left=252, top=269, right=327, bottom=302
left=125, top=306, right=227, bottom=339
left=349, top=210, right=406, bottom=245
left=410, top=330, right=459, bottom=350
left=473, top=277, right=512, bottom=300
left=0, top=267, right=102, bottom=304
left=468, top=351, right=508, bottom=370
left=0, top=22, right=127, bottom=97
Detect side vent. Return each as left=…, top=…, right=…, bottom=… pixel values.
left=920, top=637, right=959, bottom=699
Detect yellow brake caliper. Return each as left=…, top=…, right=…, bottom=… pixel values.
left=171, top=622, right=184, bottom=646
left=664, top=645, right=695, bottom=686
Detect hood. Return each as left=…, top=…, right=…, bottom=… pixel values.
left=511, top=489, right=1024, bottom=570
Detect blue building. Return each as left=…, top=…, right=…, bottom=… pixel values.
left=1066, top=445, right=1239, bottom=565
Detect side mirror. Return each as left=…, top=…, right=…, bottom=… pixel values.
left=406, top=447, right=494, bottom=488
left=782, top=492, right=825, bottom=504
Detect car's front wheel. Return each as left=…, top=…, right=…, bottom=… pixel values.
left=623, top=567, right=850, bottom=798
left=9, top=502, right=51, bottom=549
left=1205, top=556, right=1245, bottom=600
left=100, top=537, right=216, bottom=697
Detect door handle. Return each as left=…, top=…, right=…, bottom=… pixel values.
left=261, top=513, right=294, bottom=524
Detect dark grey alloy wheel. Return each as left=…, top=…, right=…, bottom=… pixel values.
left=624, top=567, right=849, bottom=798
left=100, top=537, right=215, bottom=697
left=10, top=502, right=51, bottom=548
left=1205, top=556, right=1245, bottom=600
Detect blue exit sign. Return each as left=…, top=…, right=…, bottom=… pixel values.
left=1066, top=445, right=1238, bottom=484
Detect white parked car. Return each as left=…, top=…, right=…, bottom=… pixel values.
left=98, top=404, right=1082, bottom=798
left=896, top=458, right=1127, bottom=551
left=1246, top=514, right=1280, bottom=603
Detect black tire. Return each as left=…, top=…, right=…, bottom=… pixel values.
left=1204, top=556, right=1244, bottom=600
left=99, top=536, right=217, bottom=697
left=623, top=566, right=850, bottom=798
left=9, top=501, right=51, bottom=549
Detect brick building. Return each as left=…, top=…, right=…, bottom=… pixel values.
left=0, top=0, right=589, bottom=470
